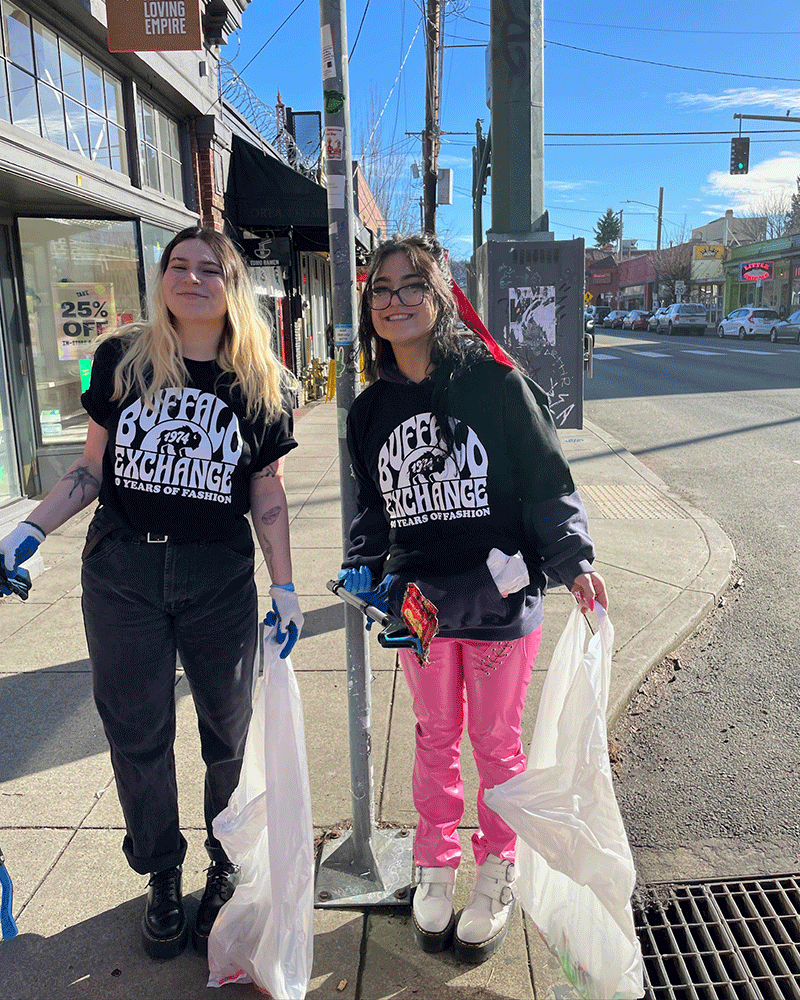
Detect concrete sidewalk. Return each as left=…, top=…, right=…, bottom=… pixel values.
left=0, top=399, right=734, bottom=1000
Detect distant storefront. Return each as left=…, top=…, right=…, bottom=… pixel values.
left=724, top=236, right=799, bottom=316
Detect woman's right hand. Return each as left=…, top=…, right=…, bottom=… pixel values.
left=0, top=522, right=45, bottom=598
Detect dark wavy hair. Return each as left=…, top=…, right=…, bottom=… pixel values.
left=359, top=233, right=495, bottom=451
left=358, top=232, right=490, bottom=384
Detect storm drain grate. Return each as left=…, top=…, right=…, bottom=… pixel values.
left=580, top=483, right=689, bottom=519
left=634, top=875, right=800, bottom=999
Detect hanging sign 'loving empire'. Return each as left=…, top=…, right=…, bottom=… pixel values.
left=106, top=1, right=202, bottom=53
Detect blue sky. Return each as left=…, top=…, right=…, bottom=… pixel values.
left=225, top=0, right=800, bottom=259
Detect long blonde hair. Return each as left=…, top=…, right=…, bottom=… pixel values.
left=98, top=226, right=296, bottom=422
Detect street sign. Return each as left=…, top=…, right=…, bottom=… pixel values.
left=584, top=292, right=593, bottom=304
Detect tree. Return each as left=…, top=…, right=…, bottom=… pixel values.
left=786, top=175, right=800, bottom=236
left=594, top=208, right=621, bottom=247
left=736, top=190, right=791, bottom=242
left=356, top=86, right=419, bottom=236
left=653, top=242, right=693, bottom=305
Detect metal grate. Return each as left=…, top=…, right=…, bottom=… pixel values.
left=635, top=876, right=800, bottom=999
left=581, top=482, right=689, bottom=519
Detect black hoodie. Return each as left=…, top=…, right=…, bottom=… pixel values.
left=343, top=357, right=595, bottom=640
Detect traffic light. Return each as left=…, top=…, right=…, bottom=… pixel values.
left=730, top=136, right=750, bottom=174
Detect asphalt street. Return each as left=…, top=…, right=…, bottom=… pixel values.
left=586, top=327, right=800, bottom=884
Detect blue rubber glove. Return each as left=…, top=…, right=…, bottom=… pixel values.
left=0, top=521, right=45, bottom=600
left=265, top=583, right=304, bottom=659
left=337, top=568, right=395, bottom=630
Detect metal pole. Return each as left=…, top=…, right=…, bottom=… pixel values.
left=315, top=0, right=413, bottom=907
left=423, top=0, right=440, bottom=233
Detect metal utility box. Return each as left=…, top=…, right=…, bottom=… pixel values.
left=475, top=238, right=585, bottom=429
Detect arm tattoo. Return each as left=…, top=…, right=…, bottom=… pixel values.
left=253, top=463, right=278, bottom=480
left=261, top=505, right=282, bottom=527
left=64, top=465, right=100, bottom=502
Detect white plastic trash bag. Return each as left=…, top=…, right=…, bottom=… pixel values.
left=207, top=626, right=314, bottom=998
left=485, top=606, right=644, bottom=1000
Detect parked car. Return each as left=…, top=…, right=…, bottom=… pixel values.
left=768, top=309, right=800, bottom=343
left=584, top=310, right=595, bottom=343
left=602, top=309, right=629, bottom=328
left=622, top=309, right=651, bottom=331
left=656, top=302, right=709, bottom=335
left=717, top=307, right=780, bottom=339
left=647, top=307, right=668, bottom=331
left=593, top=305, right=611, bottom=326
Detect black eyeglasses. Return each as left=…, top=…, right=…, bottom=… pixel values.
left=369, top=283, right=427, bottom=310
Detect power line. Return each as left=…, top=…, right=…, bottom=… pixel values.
left=545, top=39, right=800, bottom=82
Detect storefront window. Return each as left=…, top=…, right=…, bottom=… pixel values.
left=137, top=95, right=184, bottom=202
left=18, top=218, right=141, bottom=446
left=141, top=222, right=177, bottom=303
left=0, top=321, right=20, bottom=505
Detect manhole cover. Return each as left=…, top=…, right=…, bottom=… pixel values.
left=581, top=483, right=689, bottom=519
left=634, top=876, right=800, bottom=999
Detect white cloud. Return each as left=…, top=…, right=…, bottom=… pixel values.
left=669, top=88, right=800, bottom=112
left=705, top=151, right=800, bottom=213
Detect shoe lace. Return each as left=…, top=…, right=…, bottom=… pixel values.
left=148, top=867, right=180, bottom=905
left=205, top=861, right=238, bottom=890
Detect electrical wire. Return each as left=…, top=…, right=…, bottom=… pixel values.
left=349, top=0, right=374, bottom=60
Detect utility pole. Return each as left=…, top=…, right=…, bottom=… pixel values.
left=488, top=0, right=546, bottom=234
left=422, top=0, right=440, bottom=233
left=315, top=0, right=412, bottom=909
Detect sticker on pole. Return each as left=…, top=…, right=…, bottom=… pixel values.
left=334, top=324, right=353, bottom=346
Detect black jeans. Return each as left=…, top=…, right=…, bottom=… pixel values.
left=81, top=512, right=257, bottom=875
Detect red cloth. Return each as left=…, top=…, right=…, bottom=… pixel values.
left=450, top=280, right=514, bottom=369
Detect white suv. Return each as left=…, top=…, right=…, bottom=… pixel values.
left=656, top=303, right=708, bottom=336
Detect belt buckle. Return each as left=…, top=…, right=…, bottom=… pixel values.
left=146, top=532, right=168, bottom=543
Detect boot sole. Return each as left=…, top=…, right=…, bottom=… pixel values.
left=453, top=901, right=515, bottom=965
left=141, top=915, right=189, bottom=960
left=412, top=909, right=455, bottom=953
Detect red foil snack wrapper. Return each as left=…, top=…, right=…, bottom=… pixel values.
left=401, top=583, right=439, bottom=666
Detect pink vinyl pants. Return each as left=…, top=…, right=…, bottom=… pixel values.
left=399, top=627, right=542, bottom=869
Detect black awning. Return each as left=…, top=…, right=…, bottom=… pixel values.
left=225, top=134, right=374, bottom=259
left=226, top=134, right=328, bottom=230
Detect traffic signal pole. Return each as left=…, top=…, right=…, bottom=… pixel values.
left=314, top=0, right=413, bottom=909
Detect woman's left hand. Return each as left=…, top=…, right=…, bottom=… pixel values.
left=571, top=571, right=608, bottom=613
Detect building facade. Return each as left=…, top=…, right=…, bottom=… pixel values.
left=0, top=1, right=382, bottom=517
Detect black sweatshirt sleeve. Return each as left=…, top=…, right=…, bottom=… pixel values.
left=342, top=406, right=391, bottom=581
left=502, top=370, right=595, bottom=587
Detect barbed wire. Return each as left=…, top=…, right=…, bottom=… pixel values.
left=219, top=59, right=322, bottom=178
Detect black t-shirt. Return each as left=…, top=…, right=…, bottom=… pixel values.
left=81, top=337, right=297, bottom=540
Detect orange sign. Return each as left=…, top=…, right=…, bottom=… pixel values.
left=106, top=0, right=202, bottom=52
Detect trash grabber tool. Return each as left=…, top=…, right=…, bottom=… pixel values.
left=327, top=579, right=439, bottom=665
left=0, top=563, right=30, bottom=601
left=0, top=840, right=19, bottom=940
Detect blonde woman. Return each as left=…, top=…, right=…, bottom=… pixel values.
left=0, top=226, right=302, bottom=959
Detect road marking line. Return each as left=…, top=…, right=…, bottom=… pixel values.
left=591, top=353, right=621, bottom=360
left=635, top=351, right=671, bottom=357
left=680, top=350, right=726, bottom=355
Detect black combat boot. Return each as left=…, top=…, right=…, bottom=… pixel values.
left=192, top=861, right=239, bottom=955
left=141, top=865, right=188, bottom=959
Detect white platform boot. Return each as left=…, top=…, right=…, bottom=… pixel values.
left=412, top=866, right=457, bottom=952
left=454, top=855, right=515, bottom=963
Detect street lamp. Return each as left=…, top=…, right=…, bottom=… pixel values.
left=621, top=187, right=664, bottom=252
left=622, top=188, right=664, bottom=308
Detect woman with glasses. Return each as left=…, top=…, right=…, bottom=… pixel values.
left=338, top=233, right=606, bottom=964
left=0, top=226, right=303, bottom=961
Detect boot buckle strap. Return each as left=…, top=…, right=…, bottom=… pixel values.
left=417, top=866, right=456, bottom=886
left=474, top=872, right=516, bottom=904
